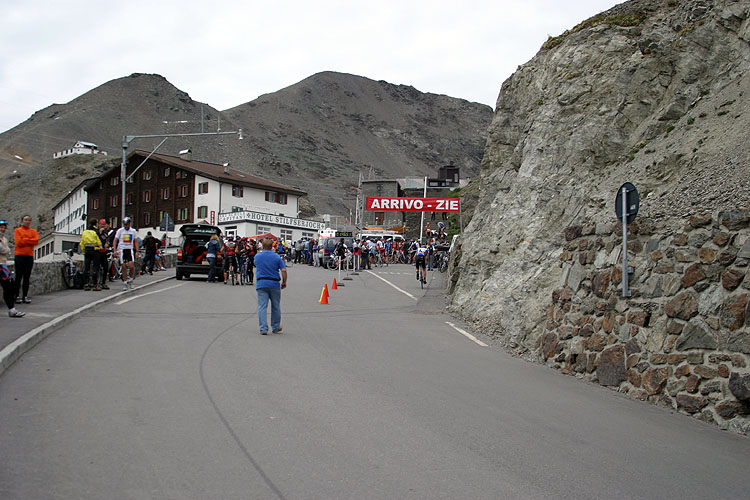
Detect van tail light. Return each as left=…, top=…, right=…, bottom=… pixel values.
left=177, top=248, right=183, bottom=263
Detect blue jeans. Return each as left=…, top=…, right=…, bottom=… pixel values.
left=257, top=287, right=281, bottom=333
left=207, top=256, right=217, bottom=282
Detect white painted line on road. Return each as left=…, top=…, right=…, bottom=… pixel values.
left=115, top=283, right=185, bottom=305
left=366, top=271, right=418, bottom=301
left=446, top=322, right=488, bottom=347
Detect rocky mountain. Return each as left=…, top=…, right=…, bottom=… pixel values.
left=448, top=0, right=750, bottom=431
left=0, top=72, right=492, bottom=232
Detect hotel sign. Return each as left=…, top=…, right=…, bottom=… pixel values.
left=218, top=210, right=325, bottom=230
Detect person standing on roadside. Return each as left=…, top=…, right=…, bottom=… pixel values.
left=13, top=214, right=39, bottom=304
left=254, top=238, right=287, bottom=335
left=205, top=234, right=222, bottom=283
left=79, top=218, right=102, bottom=291
left=142, top=231, right=159, bottom=275
left=0, top=219, right=24, bottom=317
left=114, top=217, right=139, bottom=290
left=97, top=219, right=112, bottom=289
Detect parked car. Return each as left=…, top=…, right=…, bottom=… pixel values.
left=175, top=224, right=222, bottom=280
left=317, top=234, right=354, bottom=268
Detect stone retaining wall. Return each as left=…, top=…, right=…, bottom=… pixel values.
left=542, top=209, right=750, bottom=435
left=5, top=254, right=176, bottom=297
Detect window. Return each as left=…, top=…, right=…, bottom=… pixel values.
left=127, top=175, right=134, bottom=184
left=161, top=187, right=170, bottom=200
left=198, top=182, right=209, bottom=194
left=158, top=211, right=166, bottom=225
left=257, top=225, right=271, bottom=234
left=179, top=184, right=188, bottom=197
left=177, top=207, right=189, bottom=221
left=92, top=198, right=99, bottom=210
left=142, top=190, right=151, bottom=203
left=232, top=185, right=244, bottom=198
left=176, top=170, right=185, bottom=179
left=163, top=167, right=170, bottom=177
left=111, top=217, right=119, bottom=228
left=280, top=229, right=293, bottom=240
left=143, top=170, right=152, bottom=181
left=110, top=195, right=119, bottom=207
left=110, top=176, right=119, bottom=186
left=143, top=212, right=151, bottom=226
left=126, top=193, right=133, bottom=205
left=197, top=206, right=208, bottom=218
left=375, top=212, right=384, bottom=225
left=265, top=191, right=287, bottom=204
left=302, top=232, right=315, bottom=239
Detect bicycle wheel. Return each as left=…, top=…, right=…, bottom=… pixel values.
left=61, top=264, right=74, bottom=289
left=439, top=257, right=448, bottom=273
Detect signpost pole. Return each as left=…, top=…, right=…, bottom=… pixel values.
left=621, top=187, right=630, bottom=298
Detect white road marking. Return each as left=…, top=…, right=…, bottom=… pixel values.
left=366, top=271, right=418, bottom=301
left=445, top=322, right=488, bottom=347
left=115, top=283, right=185, bottom=305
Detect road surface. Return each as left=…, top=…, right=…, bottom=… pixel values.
left=1, top=265, right=748, bottom=499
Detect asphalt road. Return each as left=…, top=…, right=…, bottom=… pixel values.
left=1, top=264, right=749, bottom=500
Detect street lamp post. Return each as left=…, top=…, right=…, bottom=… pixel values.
left=120, top=129, right=243, bottom=224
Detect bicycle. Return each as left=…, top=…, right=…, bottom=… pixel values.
left=61, top=249, right=77, bottom=289
left=436, top=251, right=450, bottom=273
left=238, top=256, right=253, bottom=285
left=418, top=265, right=427, bottom=289
left=227, top=258, right=238, bottom=286
left=107, top=253, right=121, bottom=281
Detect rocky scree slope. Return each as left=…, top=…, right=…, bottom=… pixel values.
left=449, top=0, right=750, bottom=352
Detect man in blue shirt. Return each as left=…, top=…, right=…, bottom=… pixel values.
left=254, top=238, right=288, bottom=334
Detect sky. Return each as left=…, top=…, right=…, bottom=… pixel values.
left=0, top=0, right=620, bottom=133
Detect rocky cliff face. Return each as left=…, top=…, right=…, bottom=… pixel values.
left=448, top=0, right=750, bottom=430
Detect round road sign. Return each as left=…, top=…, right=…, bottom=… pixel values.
left=615, top=182, right=639, bottom=224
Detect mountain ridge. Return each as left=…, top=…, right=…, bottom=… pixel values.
left=0, top=71, right=492, bottom=231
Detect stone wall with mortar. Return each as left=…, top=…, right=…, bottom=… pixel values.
left=540, top=209, right=750, bottom=435
left=5, top=254, right=176, bottom=297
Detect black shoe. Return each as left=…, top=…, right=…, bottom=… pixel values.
left=21, top=297, right=31, bottom=304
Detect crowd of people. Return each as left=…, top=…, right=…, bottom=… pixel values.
left=0, top=212, right=451, bottom=321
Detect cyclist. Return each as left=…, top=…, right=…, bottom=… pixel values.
left=333, top=238, right=347, bottom=269
left=222, top=235, right=238, bottom=284
left=114, top=217, right=139, bottom=290
left=415, top=240, right=427, bottom=283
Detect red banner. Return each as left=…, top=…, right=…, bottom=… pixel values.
left=366, top=197, right=460, bottom=212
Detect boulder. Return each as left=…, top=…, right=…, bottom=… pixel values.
left=729, top=372, right=750, bottom=402
left=719, top=210, right=750, bottom=230
left=722, top=268, right=745, bottom=290
left=720, top=293, right=747, bottom=331
left=597, top=346, right=626, bottom=387
left=676, top=318, right=718, bottom=350
left=676, top=394, right=709, bottom=413
left=642, top=367, right=669, bottom=395
left=665, top=290, right=698, bottom=320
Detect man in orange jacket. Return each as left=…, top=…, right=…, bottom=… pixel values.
left=14, top=214, right=39, bottom=303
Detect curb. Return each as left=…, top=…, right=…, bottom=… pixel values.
left=0, top=276, right=175, bottom=378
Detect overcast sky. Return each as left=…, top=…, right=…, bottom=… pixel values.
left=0, top=0, right=620, bottom=133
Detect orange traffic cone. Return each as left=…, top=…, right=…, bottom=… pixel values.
left=332, top=278, right=338, bottom=290
left=319, top=284, right=330, bottom=304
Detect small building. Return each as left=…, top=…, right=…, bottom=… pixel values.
left=52, top=178, right=98, bottom=235
left=34, top=232, right=81, bottom=262
left=53, top=141, right=107, bottom=159
left=85, top=150, right=317, bottom=242
left=361, top=165, right=467, bottom=239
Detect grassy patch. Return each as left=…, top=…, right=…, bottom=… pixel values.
left=542, top=11, right=647, bottom=50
